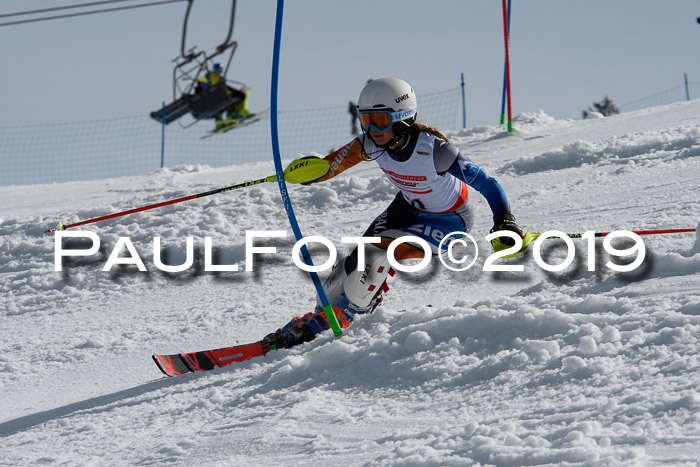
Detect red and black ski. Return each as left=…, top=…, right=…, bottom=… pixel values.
left=153, top=341, right=271, bottom=377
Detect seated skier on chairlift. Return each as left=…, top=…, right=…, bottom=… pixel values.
left=207, top=63, right=251, bottom=130
left=195, top=76, right=210, bottom=93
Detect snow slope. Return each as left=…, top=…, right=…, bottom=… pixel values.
left=1, top=100, right=699, bottom=466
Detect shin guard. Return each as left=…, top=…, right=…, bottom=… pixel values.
left=320, top=244, right=393, bottom=314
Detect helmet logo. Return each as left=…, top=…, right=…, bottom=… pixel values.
left=395, top=93, right=410, bottom=103
left=395, top=110, right=414, bottom=119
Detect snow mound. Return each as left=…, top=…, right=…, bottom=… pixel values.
left=502, top=126, right=700, bottom=175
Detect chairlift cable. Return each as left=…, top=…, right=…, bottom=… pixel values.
left=0, top=0, right=138, bottom=19
left=0, top=0, right=186, bottom=28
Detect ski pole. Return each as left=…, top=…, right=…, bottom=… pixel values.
left=45, top=157, right=330, bottom=233
left=494, top=228, right=696, bottom=258
left=535, top=228, right=696, bottom=239
left=45, top=175, right=274, bottom=233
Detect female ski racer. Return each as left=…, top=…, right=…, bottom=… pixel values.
left=262, top=78, right=522, bottom=350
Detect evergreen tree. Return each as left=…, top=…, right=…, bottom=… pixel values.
left=583, top=96, right=619, bottom=119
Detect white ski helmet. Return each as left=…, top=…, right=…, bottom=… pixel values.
left=357, top=78, right=417, bottom=144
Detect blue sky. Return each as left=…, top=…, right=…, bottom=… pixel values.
left=2, top=0, right=699, bottom=128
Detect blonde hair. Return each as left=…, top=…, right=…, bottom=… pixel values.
left=412, top=122, right=450, bottom=142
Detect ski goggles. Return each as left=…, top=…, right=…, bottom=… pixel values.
left=358, top=107, right=417, bottom=132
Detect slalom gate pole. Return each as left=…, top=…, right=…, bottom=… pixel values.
left=501, top=0, right=513, bottom=132
left=499, top=0, right=511, bottom=126
left=44, top=175, right=277, bottom=233
left=461, top=72, right=467, bottom=129
left=269, top=0, right=342, bottom=337
left=160, top=101, right=166, bottom=169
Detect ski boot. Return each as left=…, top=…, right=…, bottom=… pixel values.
left=262, top=317, right=316, bottom=350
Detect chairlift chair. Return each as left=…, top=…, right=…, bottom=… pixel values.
left=150, top=0, right=245, bottom=126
